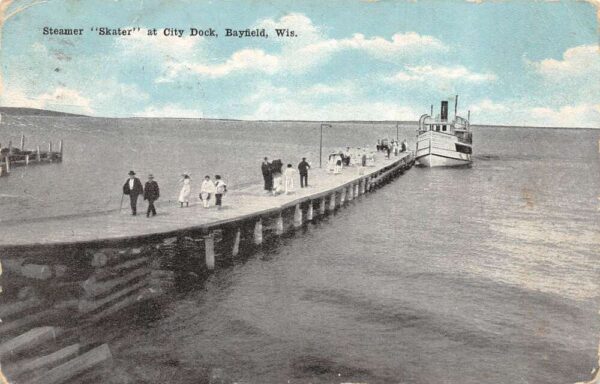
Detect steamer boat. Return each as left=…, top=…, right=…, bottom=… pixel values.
left=415, top=97, right=472, bottom=167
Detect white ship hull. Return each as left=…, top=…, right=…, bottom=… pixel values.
left=415, top=131, right=472, bottom=167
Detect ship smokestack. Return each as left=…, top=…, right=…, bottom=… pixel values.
left=441, top=101, right=448, bottom=121
left=430, top=104, right=433, bottom=116
left=454, top=95, right=458, bottom=118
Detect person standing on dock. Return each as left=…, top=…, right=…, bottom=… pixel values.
left=144, top=174, right=160, bottom=217
left=200, top=175, right=216, bottom=208
left=178, top=174, right=191, bottom=208
left=284, top=164, right=296, bottom=194
left=123, top=170, right=144, bottom=216
left=214, top=175, right=227, bottom=210
left=297, top=157, right=310, bottom=188
left=261, top=157, right=273, bottom=193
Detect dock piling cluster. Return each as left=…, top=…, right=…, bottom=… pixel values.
left=0, top=134, right=63, bottom=177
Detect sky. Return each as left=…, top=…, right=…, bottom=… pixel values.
left=0, top=0, right=598, bottom=127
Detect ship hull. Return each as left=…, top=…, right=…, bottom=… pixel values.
left=415, top=131, right=472, bottom=168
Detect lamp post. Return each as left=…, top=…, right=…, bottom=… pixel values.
left=320, top=123, right=331, bottom=168
left=396, top=122, right=399, bottom=142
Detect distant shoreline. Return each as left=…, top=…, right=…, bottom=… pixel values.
left=1, top=106, right=597, bottom=130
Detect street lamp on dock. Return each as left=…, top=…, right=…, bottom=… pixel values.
left=320, top=123, right=331, bottom=168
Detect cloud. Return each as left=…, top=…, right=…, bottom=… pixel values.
left=387, top=65, right=497, bottom=84
left=134, top=104, right=203, bottom=118
left=167, top=48, right=279, bottom=78
left=467, top=98, right=600, bottom=128
left=162, top=13, right=447, bottom=79
left=247, top=99, right=417, bottom=121
left=1, top=86, right=94, bottom=115
left=531, top=44, right=599, bottom=79
left=529, top=103, right=600, bottom=128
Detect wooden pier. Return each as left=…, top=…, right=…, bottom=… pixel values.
left=0, top=134, right=63, bottom=177
left=0, top=151, right=414, bottom=384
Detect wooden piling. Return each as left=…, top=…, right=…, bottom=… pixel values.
left=340, top=187, right=346, bottom=205
left=59, top=139, right=63, bottom=160
left=204, top=233, right=215, bottom=270
left=5, top=156, right=9, bottom=174
left=328, top=192, right=336, bottom=211
left=307, top=201, right=314, bottom=221
left=347, top=185, right=353, bottom=201
left=36, top=145, right=41, bottom=162
left=8, top=140, right=12, bottom=155
left=232, top=228, right=241, bottom=257
left=20, top=134, right=25, bottom=151
left=253, top=219, right=263, bottom=245
left=293, top=204, right=302, bottom=228
left=275, top=215, right=284, bottom=235
left=25, top=154, right=29, bottom=165
left=48, top=142, right=52, bottom=154
left=355, top=183, right=360, bottom=197
left=320, top=197, right=326, bottom=215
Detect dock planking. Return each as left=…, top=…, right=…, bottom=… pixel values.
left=0, top=152, right=412, bottom=248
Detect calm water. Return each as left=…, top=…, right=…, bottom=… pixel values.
left=1, top=116, right=600, bottom=383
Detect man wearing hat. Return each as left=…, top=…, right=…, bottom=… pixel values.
left=144, top=174, right=160, bottom=217
left=123, top=170, right=144, bottom=215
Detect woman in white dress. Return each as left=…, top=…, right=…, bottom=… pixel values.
left=200, top=175, right=216, bottom=208
left=178, top=174, right=191, bottom=208
left=283, top=163, right=296, bottom=194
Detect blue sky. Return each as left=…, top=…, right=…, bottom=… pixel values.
left=0, top=0, right=598, bottom=127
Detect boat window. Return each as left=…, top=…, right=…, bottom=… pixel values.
left=442, top=125, right=447, bottom=131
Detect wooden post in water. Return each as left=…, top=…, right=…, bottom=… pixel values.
left=253, top=219, right=263, bottom=245
left=293, top=204, right=302, bottom=228
left=20, top=134, right=25, bottom=151
left=328, top=192, right=336, bottom=212
left=36, top=145, right=41, bottom=162
left=275, top=214, right=284, bottom=235
left=5, top=156, right=9, bottom=174
left=58, top=139, right=63, bottom=161
left=48, top=142, right=52, bottom=153
left=319, top=197, right=326, bottom=215
left=347, top=185, right=353, bottom=201
left=307, top=201, right=314, bottom=221
left=355, top=183, right=360, bottom=197
left=204, top=233, right=215, bottom=270
left=25, top=154, right=29, bottom=165
left=8, top=140, right=12, bottom=155
left=340, top=187, right=346, bottom=205
left=232, top=228, right=241, bottom=257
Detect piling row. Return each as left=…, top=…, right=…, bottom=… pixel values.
left=0, top=152, right=414, bottom=382
left=0, top=134, right=63, bottom=177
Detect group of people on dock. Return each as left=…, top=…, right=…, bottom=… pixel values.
left=122, top=171, right=227, bottom=217
left=377, top=139, right=408, bottom=158
left=261, top=157, right=311, bottom=195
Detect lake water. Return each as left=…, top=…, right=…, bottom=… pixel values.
left=1, top=116, right=599, bottom=383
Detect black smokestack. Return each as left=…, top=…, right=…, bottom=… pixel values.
left=441, top=101, right=448, bottom=121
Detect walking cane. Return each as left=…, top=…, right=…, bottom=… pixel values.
left=119, top=193, right=125, bottom=213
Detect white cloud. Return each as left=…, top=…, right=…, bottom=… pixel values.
left=387, top=65, right=497, bottom=84
left=134, top=104, right=203, bottom=118
left=168, top=48, right=279, bottom=78
left=531, top=44, right=599, bottom=79
left=299, top=82, right=357, bottom=97
left=467, top=99, right=600, bottom=128
left=1, top=86, right=94, bottom=115
left=162, top=13, right=447, bottom=79
left=529, top=103, right=600, bottom=128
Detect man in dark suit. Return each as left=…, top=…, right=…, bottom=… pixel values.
left=123, top=170, right=144, bottom=215
left=144, top=174, right=160, bottom=217
left=298, top=157, right=311, bottom=188
left=261, top=157, right=273, bottom=193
